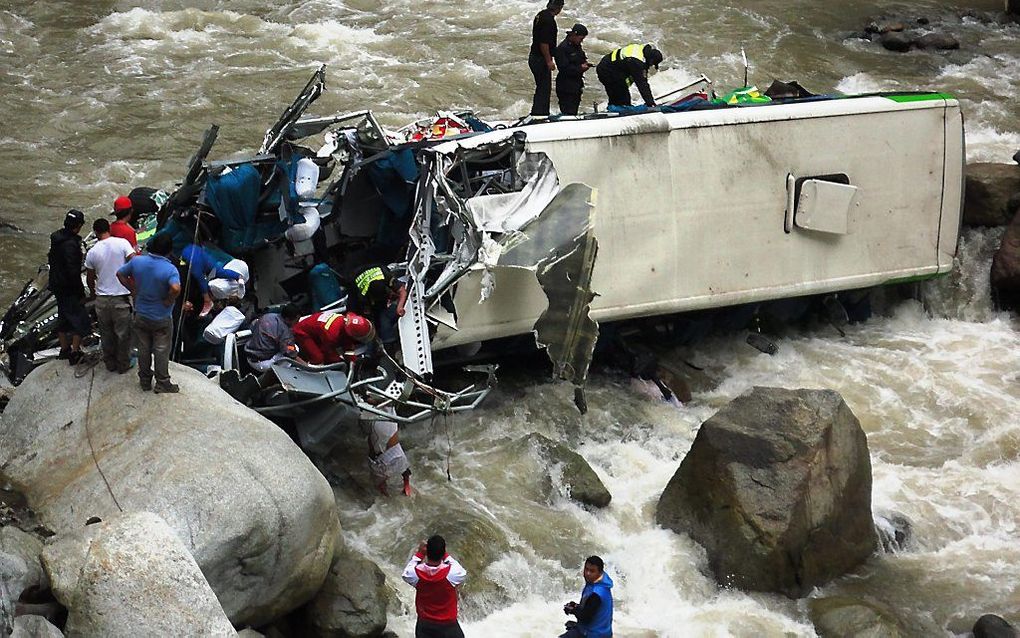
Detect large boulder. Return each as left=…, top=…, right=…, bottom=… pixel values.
left=974, top=614, right=1018, bottom=638
left=656, top=387, right=876, bottom=597
left=0, top=362, right=340, bottom=625
left=916, top=31, right=959, bottom=50
left=524, top=433, right=611, bottom=508
left=992, top=211, right=1020, bottom=306
left=965, top=163, right=1020, bottom=226
left=300, top=548, right=388, bottom=638
left=42, top=511, right=235, bottom=637
left=809, top=596, right=907, bottom=638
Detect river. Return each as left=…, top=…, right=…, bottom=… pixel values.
left=1, top=1, right=1018, bottom=636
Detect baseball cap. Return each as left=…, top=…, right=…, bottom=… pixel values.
left=112, top=195, right=133, bottom=217
left=569, top=23, right=588, bottom=36
left=64, top=209, right=85, bottom=229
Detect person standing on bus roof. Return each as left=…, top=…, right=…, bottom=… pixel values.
left=529, top=0, right=564, bottom=116
left=554, top=23, right=590, bottom=115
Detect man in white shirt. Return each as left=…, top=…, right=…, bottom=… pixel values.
left=85, top=218, right=136, bottom=373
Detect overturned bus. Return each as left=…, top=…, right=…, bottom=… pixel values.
left=0, top=65, right=964, bottom=438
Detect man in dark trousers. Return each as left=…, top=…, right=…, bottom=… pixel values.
left=402, top=535, right=467, bottom=637
left=48, top=209, right=89, bottom=365
left=529, top=0, right=564, bottom=116
left=560, top=555, right=614, bottom=638
left=596, top=43, right=664, bottom=108
left=554, top=23, right=590, bottom=115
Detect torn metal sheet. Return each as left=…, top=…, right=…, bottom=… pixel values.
left=465, top=153, right=558, bottom=233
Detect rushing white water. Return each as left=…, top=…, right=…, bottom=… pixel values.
left=2, top=1, right=1020, bottom=635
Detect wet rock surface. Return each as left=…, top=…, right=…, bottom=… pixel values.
left=656, top=387, right=876, bottom=598
left=299, top=547, right=388, bottom=638
left=41, top=511, right=235, bottom=637
left=523, top=433, right=611, bottom=508
left=874, top=511, right=913, bottom=553
left=992, top=210, right=1020, bottom=308
left=809, top=596, right=907, bottom=638
left=0, top=362, right=340, bottom=626
left=0, top=526, right=47, bottom=604
left=966, top=163, right=1020, bottom=227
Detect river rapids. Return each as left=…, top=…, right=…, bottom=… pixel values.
left=1, top=1, right=1018, bottom=636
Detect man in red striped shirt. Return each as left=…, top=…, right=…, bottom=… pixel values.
left=401, top=535, right=467, bottom=637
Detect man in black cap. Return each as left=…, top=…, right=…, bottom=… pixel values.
left=529, top=0, right=564, bottom=117
left=554, top=23, right=590, bottom=115
left=47, top=209, right=90, bottom=365
left=596, top=43, right=664, bottom=108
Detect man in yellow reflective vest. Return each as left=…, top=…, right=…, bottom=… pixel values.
left=596, top=43, right=664, bottom=108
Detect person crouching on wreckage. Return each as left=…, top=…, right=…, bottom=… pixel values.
left=292, top=310, right=376, bottom=364
left=180, top=242, right=247, bottom=317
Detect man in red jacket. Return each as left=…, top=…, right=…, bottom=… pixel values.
left=401, top=535, right=467, bottom=637
left=292, top=311, right=375, bottom=364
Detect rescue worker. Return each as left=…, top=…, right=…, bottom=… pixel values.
left=292, top=311, right=375, bottom=365
left=245, top=304, right=303, bottom=372
left=110, top=196, right=138, bottom=249
left=351, top=263, right=407, bottom=349
left=529, top=0, right=564, bottom=116
left=554, top=23, right=590, bottom=116
left=180, top=243, right=245, bottom=317
left=560, top=555, right=614, bottom=638
left=363, top=404, right=413, bottom=497
left=596, top=43, right=664, bottom=108
left=47, top=209, right=89, bottom=365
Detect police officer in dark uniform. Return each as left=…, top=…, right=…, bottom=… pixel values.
left=529, top=0, right=564, bottom=116
left=554, top=23, right=590, bottom=116
left=596, top=43, right=664, bottom=108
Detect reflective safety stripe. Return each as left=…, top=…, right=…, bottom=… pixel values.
left=610, top=43, right=646, bottom=63
left=355, top=267, right=385, bottom=296
left=322, top=312, right=342, bottom=330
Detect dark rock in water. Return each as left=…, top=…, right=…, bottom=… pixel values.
left=974, top=614, right=1019, bottom=638
left=916, top=32, right=960, bottom=50
left=1014, top=149, right=1020, bottom=166
left=1008, top=0, right=1020, bottom=18
left=809, top=596, right=907, bottom=638
left=991, top=212, right=1020, bottom=306
left=0, top=219, right=22, bottom=233
left=874, top=511, right=913, bottom=553
left=656, top=387, right=876, bottom=598
left=965, top=163, right=1020, bottom=226
left=917, top=17, right=930, bottom=25
left=299, top=548, right=388, bottom=638
left=524, top=433, right=611, bottom=508
left=879, top=31, right=914, bottom=52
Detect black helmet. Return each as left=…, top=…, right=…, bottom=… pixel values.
left=645, top=47, right=663, bottom=69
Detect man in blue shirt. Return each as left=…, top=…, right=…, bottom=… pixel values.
left=561, top=556, right=613, bottom=638
left=117, top=233, right=182, bottom=393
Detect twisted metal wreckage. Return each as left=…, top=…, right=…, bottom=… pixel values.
left=0, top=65, right=603, bottom=441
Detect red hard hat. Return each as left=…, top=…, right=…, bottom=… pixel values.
left=113, top=196, right=133, bottom=214
left=345, top=314, right=376, bottom=343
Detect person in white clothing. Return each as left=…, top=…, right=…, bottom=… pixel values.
left=85, top=218, right=135, bottom=372
left=362, top=404, right=412, bottom=496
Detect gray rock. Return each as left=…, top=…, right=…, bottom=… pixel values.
left=41, top=511, right=235, bottom=637
left=974, top=614, right=1019, bottom=638
left=916, top=32, right=960, bottom=50
left=11, top=615, right=63, bottom=638
left=656, top=387, right=877, bottom=598
left=1008, top=0, right=1020, bottom=18
left=809, top=596, right=906, bottom=638
left=1, top=362, right=340, bottom=626
left=524, top=433, right=611, bottom=508
left=0, top=527, right=47, bottom=602
left=875, top=511, right=913, bottom=553
left=992, top=210, right=1020, bottom=306
left=301, top=548, right=388, bottom=638
left=236, top=630, right=265, bottom=638
left=965, top=163, right=1020, bottom=226
left=879, top=31, right=913, bottom=52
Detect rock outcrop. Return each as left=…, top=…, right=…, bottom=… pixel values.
left=42, top=511, right=235, bottom=637
left=809, top=597, right=907, bottom=638
left=656, top=387, right=876, bottom=598
left=524, top=433, right=611, bottom=508
left=992, top=211, right=1020, bottom=307
left=965, top=163, right=1020, bottom=227
left=300, top=548, right=388, bottom=638
left=1, top=362, right=340, bottom=626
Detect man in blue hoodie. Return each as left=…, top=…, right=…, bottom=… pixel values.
left=560, top=555, right=613, bottom=637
